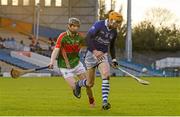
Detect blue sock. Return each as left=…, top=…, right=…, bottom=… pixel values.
left=102, top=79, right=110, bottom=104
left=78, top=79, right=87, bottom=87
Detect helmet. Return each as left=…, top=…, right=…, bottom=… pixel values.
left=68, top=17, right=81, bottom=26
left=108, top=11, right=123, bottom=23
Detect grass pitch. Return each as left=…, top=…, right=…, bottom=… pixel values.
left=0, top=77, right=180, bottom=116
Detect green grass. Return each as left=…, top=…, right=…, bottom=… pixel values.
left=0, top=77, right=180, bottom=116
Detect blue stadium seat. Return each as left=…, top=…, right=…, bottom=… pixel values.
left=118, top=59, right=172, bottom=77
left=0, top=49, right=57, bottom=75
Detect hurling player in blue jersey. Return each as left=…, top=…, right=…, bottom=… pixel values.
left=75, top=11, right=123, bottom=110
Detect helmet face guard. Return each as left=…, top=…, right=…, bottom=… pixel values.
left=108, top=12, right=123, bottom=26
left=68, top=17, right=81, bottom=34
left=68, top=17, right=81, bottom=27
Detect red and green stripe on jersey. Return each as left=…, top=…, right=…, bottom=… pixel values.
left=55, top=31, right=84, bottom=68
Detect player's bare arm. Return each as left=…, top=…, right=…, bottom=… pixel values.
left=48, top=48, right=59, bottom=69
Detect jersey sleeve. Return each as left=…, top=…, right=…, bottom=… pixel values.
left=86, top=21, right=101, bottom=51
left=55, top=32, right=66, bottom=48
left=110, top=31, right=117, bottom=59
left=88, top=21, right=101, bottom=37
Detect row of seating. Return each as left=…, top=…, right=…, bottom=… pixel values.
left=118, top=59, right=171, bottom=77
left=0, top=49, right=58, bottom=75
left=0, top=49, right=37, bottom=69
left=0, top=48, right=172, bottom=77
left=0, top=28, right=49, bottom=50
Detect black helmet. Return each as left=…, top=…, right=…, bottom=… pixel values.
left=68, top=17, right=81, bottom=26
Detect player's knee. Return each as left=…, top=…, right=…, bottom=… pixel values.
left=89, top=83, right=94, bottom=88
left=101, top=70, right=110, bottom=78
left=86, top=82, right=94, bottom=88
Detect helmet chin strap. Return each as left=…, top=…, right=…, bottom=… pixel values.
left=108, top=21, right=114, bottom=29
left=108, top=19, right=119, bottom=29
left=67, top=28, right=77, bottom=36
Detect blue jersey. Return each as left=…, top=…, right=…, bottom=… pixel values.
left=86, top=20, right=117, bottom=59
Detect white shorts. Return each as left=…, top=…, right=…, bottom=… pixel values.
left=59, top=62, right=86, bottom=79
left=85, top=50, right=109, bottom=69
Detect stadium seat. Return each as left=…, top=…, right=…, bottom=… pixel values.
left=0, top=49, right=58, bottom=75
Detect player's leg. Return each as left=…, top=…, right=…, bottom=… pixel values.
left=76, top=68, right=96, bottom=86
left=98, top=61, right=111, bottom=110
left=75, top=50, right=97, bottom=89
left=86, top=68, right=96, bottom=107
left=75, top=67, right=96, bottom=107
left=60, top=68, right=80, bottom=98
left=74, top=62, right=95, bottom=106
left=86, top=68, right=96, bottom=88
left=77, top=72, right=95, bottom=107
left=74, top=50, right=97, bottom=104
left=64, top=77, right=76, bottom=90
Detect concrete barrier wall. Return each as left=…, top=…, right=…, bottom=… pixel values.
left=10, top=51, right=59, bottom=72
